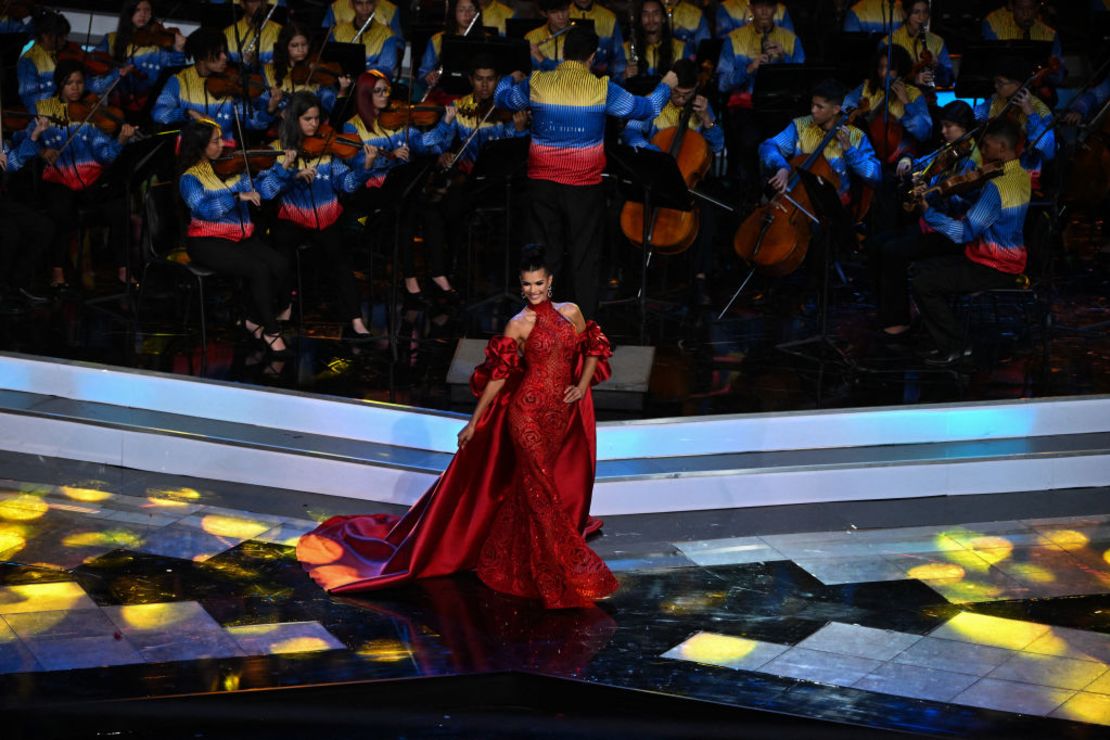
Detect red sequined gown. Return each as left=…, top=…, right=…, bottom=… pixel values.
left=297, top=299, right=618, bottom=609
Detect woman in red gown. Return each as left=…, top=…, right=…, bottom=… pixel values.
left=297, top=248, right=618, bottom=609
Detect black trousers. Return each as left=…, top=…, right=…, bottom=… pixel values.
left=909, top=254, right=1019, bottom=353
left=41, top=180, right=129, bottom=271
left=270, top=219, right=362, bottom=322
left=187, top=234, right=290, bottom=335
left=528, top=178, right=605, bottom=318
left=0, top=198, right=52, bottom=292
left=421, top=177, right=493, bottom=279
left=872, top=227, right=959, bottom=328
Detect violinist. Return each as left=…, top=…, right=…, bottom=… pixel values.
left=528, top=0, right=573, bottom=72
left=760, top=78, right=881, bottom=207
left=495, top=26, right=678, bottom=317
left=152, top=28, right=274, bottom=133
left=880, top=1, right=955, bottom=91
left=178, top=117, right=293, bottom=356
left=568, top=0, right=625, bottom=77
left=622, top=59, right=724, bottom=306
left=97, top=0, right=187, bottom=110
left=718, top=0, right=805, bottom=184
left=975, top=56, right=1055, bottom=185
left=17, top=10, right=132, bottom=111
left=225, top=0, right=283, bottom=68
left=909, top=119, right=1031, bottom=366
left=418, top=0, right=482, bottom=99
left=716, top=0, right=793, bottom=38
left=877, top=101, right=979, bottom=339
left=17, top=60, right=138, bottom=290
left=322, top=0, right=403, bottom=38
left=329, top=0, right=402, bottom=78
left=1060, top=77, right=1109, bottom=128
left=421, top=56, right=529, bottom=304
left=257, top=92, right=376, bottom=339
left=622, top=0, right=690, bottom=86
left=843, top=0, right=902, bottom=34
left=260, top=22, right=352, bottom=118
left=341, top=70, right=456, bottom=304
left=982, top=1, right=1064, bottom=91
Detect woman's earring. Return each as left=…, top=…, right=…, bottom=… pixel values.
left=546, top=287, right=552, bottom=298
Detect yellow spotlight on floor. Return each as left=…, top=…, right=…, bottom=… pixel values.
left=1037, top=529, right=1090, bottom=551
left=0, top=495, right=49, bottom=522
left=356, top=638, right=413, bottom=662
left=667, top=631, right=758, bottom=668
left=907, top=562, right=965, bottom=580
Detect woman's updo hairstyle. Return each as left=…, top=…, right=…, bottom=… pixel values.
left=519, top=244, right=550, bottom=275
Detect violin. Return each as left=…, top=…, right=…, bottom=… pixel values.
left=204, top=65, right=267, bottom=99
left=288, top=60, right=345, bottom=88
left=62, top=94, right=129, bottom=136
left=456, top=98, right=514, bottom=123
left=211, top=147, right=282, bottom=178
left=376, top=102, right=446, bottom=129
left=131, top=21, right=182, bottom=50
left=300, top=124, right=363, bottom=159
left=912, top=161, right=1004, bottom=205
left=1, top=107, right=36, bottom=133
left=56, top=41, right=131, bottom=79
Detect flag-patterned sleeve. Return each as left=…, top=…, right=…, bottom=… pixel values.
left=256, top=159, right=292, bottom=200
left=152, top=76, right=186, bottom=124
left=716, top=36, right=751, bottom=93
left=91, top=127, right=124, bottom=165
left=621, top=115, right=656, bottom=150
left=759, top=121, right=797, bottom=173
left=494, top=74, right=531, bottom=111
left=17, top=56, right=47, bottom=110
left=923, top=182, right=1001, bottom=244
left=180, top=172, right=241, bottom=220
left=843, top=132, right=882, bottom=187
left=605, top=79, right=669, bottom=120
left=903, top=92, right=933, bottom=142
left=933, top=40, right=955, bottom=88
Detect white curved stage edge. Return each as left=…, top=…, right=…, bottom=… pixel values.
left=0, top=352, right=1107, bottom=515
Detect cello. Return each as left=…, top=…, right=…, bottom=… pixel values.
left=618, top=67, right=712, bottom=255
left=732, top=108, right=853, bottom=276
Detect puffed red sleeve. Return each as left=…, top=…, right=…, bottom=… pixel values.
left=578, top=321, right=613, bottom=385
left=469, top=335, right=522, bottom=397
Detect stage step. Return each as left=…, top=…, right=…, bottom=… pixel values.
left=0, top=353, right=1108, bottom=514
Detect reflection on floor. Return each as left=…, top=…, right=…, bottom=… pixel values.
left=1, top=451, right=1108, bottom=735
left=1, top=232, right=1108, bottom=419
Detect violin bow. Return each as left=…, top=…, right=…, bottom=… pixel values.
left=231, top=104, right=255, bottom=192
left=441, top=101, right=497, bottom=174
left=55, top=73, right=128, bottom=158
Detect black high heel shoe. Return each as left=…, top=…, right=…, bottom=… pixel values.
left=261, top=332, right=294, bottom=358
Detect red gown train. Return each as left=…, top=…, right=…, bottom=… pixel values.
left=297, top=299, right=618, bottom=609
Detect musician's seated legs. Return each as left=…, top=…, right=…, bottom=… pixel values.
left=872, top=227, right=958, bottom=334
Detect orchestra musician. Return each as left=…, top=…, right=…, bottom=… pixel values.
left=152, top=28, right=274, bottom=132
left=843, top=0, right=902, bottom=34
left=718, top=0, right=805, bottom=184
left=876, top=101, right=979, bottom=339
left=420, top=55, right=530, bottom=304
left=909, top=119, right=1031, bottom=366
left=975, top=56, right=1056, bottom=186
left=622, top=58, right=724, bottom=306
left=495, top=26, right=679, bottom=318
left=256, top=91, right=377, bottom=339
left=568, top=0, right=626, bottom=77
left=97, top=0, right=187, bottom=112
left=260, top=21, right=352, bottom=118
left=224, top=0, right=283, bottom=68
left=418, top=0, right=483, bottom=98
left=659, top=0, right=709, bottom=51
left=18, top=10, right=131, bottom=111
left=322, top=0, right=403, bottom=37
left=622, top=0, right=690, bottom=85
left=528, top=0, right=573, bottom=72
left=328, top=0, right=402, bottom=78
left=880, top=0, right=955, bottom=91
left=341, top=70, right=456, bottom=303
left=716, top=0, right=794, bottom=38
left=982, top=0, right=1065, bottom=90
left=476, top=0, right=517, bottom=37
left=17, top=60, right=138, bottom=290
left=0, top=6, right=32, bottom=34
left=177, top=117, right=293, bottom=356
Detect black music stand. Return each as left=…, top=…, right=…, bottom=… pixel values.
left=465, top=136, right=529, bottom=313
left=832, top=32, right=884, bottom=87
left=774, top=167, right=857, bottom=369
left=956, top=41, right=1053, bottom=101
left=322, top=41, right=370, bottom=82
left=603, top=144, right=692, bottom=344
left=440, top=36, right=531, bottom=94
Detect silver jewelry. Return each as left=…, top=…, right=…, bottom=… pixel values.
left=546, top=287, right=552, bottom=297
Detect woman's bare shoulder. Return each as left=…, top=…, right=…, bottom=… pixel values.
left=555, top=302, right=586, bottom=331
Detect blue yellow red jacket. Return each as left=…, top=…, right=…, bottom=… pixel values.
left=880, top=26, right=955, bottom=89
left=257, top=143, right=371, bottom=230
left=495, top=59, right=670, bottom=186
left=619, top=37, right=690, bottom=83
left=981, top=8, right=1065, bottom=86
left=478, top=0, right=516, bottom=36
left=666, top=1, right=710, bottom=50
left=258, top=63, right=342, bottom=115
left=152, top=66, right=274, bottom=131
left=843, top=0, right=901, bottom=33
left=568, top=2, right=625, bottom=76
left=323, top=0, right=403, bottom=37
left=329, top=19, right=401, bottom=77
left=759, top=115, right=882, bottom=202
left=443, top=93, right=529, bottom=173
left=922, top=158, right=1030, bottom=274
left=621, top=99, right=725, bottom=154
left=974, top=94, right=1055, bottom=177
left=96, top=33, right=187, bottom=96
left=717, top=24, right=804, bottom=96
left=1068, top=77, right=1110, bottom=120
left=715, top=1, right=794, bottom=38
left=844, top=79, right=933, bottom=151
left=178, top=160, right=256, bottom=241
left=18, top=43, right=120, bottom=110
left=224, top=17, right=283, bottom=66
left=16, top=96, right=124, bottom=191
left=341, top=115, right=453, bottom=187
